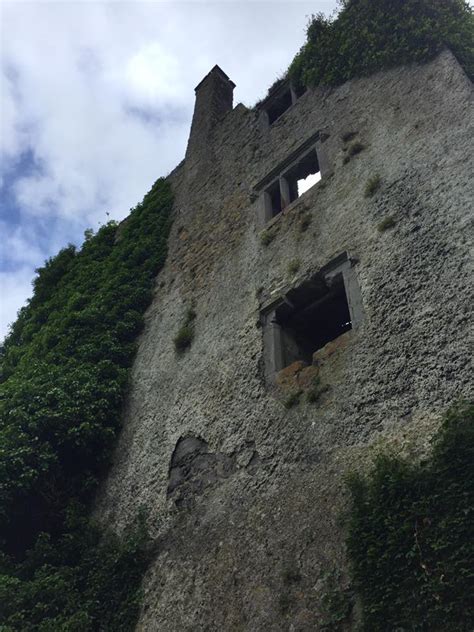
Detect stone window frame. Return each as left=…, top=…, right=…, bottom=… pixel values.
left=257, top=79, right=306, bottom=129
left=260, top=252, right=364, bottom=384
left=255, top=131, right=332, bottom=228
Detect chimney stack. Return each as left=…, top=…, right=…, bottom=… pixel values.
left=186, top=65, right=235, bottom=162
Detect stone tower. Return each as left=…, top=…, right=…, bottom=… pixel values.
left=185, top=65, right=235, bottom=175
left=98, top=50, right=473, bottom=630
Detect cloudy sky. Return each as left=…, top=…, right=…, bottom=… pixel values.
left=1, top=0, right=338, bottom=340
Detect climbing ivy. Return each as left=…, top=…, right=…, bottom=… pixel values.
left=287, top=0, right=473, bottom=91
left=347, top=403, right=474, bottom=631
left=0, top=178, right=173, bottom=629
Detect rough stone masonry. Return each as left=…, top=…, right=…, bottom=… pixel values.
left=97, top=50, right=474, bottom=630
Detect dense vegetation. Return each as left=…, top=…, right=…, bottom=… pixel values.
left=347, top=403, right=474, bottom=631
left=0, top=178, right=173, bottom=629
left=286, top=0, right=474, bottom=92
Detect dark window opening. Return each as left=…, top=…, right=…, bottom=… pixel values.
left=267, top=179, right=282, bottom=218
left=294, top=84, right=307, bottom=99
left=286, top=148, right=320, bottom=204
left=267, top=89, right=293, bottom=125
left=274, top=273, right=352, bottom=366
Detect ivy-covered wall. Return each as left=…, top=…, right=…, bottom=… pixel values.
left=347, top=404, right=474, bottom=631
left=0, top=179, right=173, bottom=630
left=287, top=0, right=473, bottom=90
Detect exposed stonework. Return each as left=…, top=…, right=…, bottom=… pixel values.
left=97, top=51, right=473, bottom=630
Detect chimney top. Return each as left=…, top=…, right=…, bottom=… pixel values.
left=194, top=65, right=236, bottom=93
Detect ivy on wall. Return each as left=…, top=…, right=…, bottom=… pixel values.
left=0, top=178, right=173, bottom=629
left=287, top=0, right=473, bottom=91
left=347, top=403, right=474, bottom=631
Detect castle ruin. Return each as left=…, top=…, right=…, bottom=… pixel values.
left=98, top=50, right=473, bottom=630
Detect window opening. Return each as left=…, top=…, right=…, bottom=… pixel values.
left=270, top=272, right=352, bottom=369
left=297, top=171, right=321, bottom=196
left=294, top=84, right=307, bottom=99
left=267, top=179, right=282, bottom=218
left=285, top=148, right=320, bottom=203
left=267, top=89, right=293, bottom=125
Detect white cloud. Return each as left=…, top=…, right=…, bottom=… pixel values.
left=0, top=266, right=34, bottom=340
left=0, top=0, right=338, bottom=340
left=0, top=221, right=45, bottom=268
left=124, top=42, right=184, bottom=106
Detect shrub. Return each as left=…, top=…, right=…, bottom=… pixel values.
left=364, top=174, right=382, bottom=197
left=299, top=213, right=312, bottom=232
left=283, top=391, right=302, bottom=409
left=341, top=131, right=358, bottom=144
left=185, top=307, right=197, bottom=323
left=174, top=307, right=196, bottom=353
left=174, top=324, right=194, bottom=353
left=288, top=0, right=474, bottom=91
left=0, top=512, right=152, bottom=631
left=346, top=402, right=474, bottom=630
left=260, top=230, right=275, bottom=246
left=288, top=259, right=301, bottom=276
left=377, top=215, right=396, bottom=231
left=306, top=377, right=329, bottom=403
left=347, top=141, right=365, bottom=158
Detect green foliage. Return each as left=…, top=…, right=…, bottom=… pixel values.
left=341, top=131, right=358, bottom=144
left=174, top=325, right=194, bottom=353
left=260, top=230, right=275, bottom=246
left=299, top=212, right=312, bottom=232
left=343, top=141, right=366, bottom=164
left=347, top=142, right=365, bottom=157
left=287, top=259, right=301, bottom=276
left=288, top=0, right=474, bottom=90
left=306, top=376, right=329, bottom=404
left=319, top=569, right=354, bottom=631
left=174, top=307, right=196, bottom=353
left=377, top=215, right=396, bottom=232
left=364, top=174, right=382, bottom=197
left=347, top=403, right=474, bottom=631
left=0, top=178, right=173, bottom=628
left=0, top=511, right=151, bottom=631
left=283, top=390, right=302, bottom=409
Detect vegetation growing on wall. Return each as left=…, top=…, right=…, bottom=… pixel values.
left=286, top=0, right=474, bottom=92
left=174, top=307, right=196, bottom=354
left=347, top=403, right=474, bottom=631
left=0, top=178, right=173, bottom=629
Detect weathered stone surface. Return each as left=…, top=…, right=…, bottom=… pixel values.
left=276, top=360, right=308, bottom=389
left=312, top=331, right=351, bottom=366
left=297, top=365, right=321, bottom=390
left=96, top=51, right=473, bottom=631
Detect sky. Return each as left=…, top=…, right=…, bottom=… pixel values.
left=0, top=0, right=338, bottom=341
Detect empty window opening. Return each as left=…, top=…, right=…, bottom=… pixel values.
left=267, top=89, right=293, bottom=125
left=294, top=84, right=307, bottom=99
left=298, top=171, right=321, bottom=196
left=274, top=273, right=352, bottom=367
left=286, top=149, right=320, bottom=204
left=267, top=179, right=282, bottom=218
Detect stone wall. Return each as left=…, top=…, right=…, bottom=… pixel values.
left=97, top=51, right=473, bottom=631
